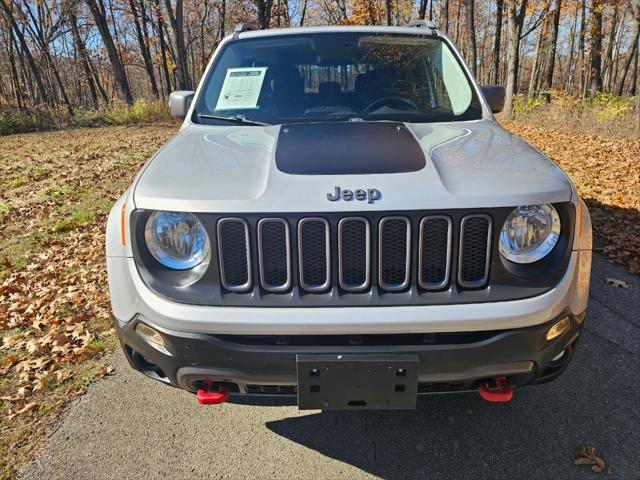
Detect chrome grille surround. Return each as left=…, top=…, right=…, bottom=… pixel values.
left=257, top=218, right=292, bottom=292
left=338, top=217, right=371, bottom=292
left=418, top=215, right=453, bottom=290
left=378, top=216, right=411, bottom=291
left=297, top=217, right=331, bottom=292
left=216, top=218, right=252, bottom=292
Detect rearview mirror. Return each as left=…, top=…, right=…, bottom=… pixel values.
left=480, top=85, right=505, bottom=114
left=169, top=91, right=195, bottom=119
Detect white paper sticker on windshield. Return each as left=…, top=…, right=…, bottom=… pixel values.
left=215, top=67, right=267, bottom=110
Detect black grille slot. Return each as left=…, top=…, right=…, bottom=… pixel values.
left=338, top=218, right=370, bottom=291
left=245, top=384, right=297, bottom=395
left=458, top=215, right=492, bottom=288
left=298, top=218, right=330, bottom=291
left=419, top=216, right=452, bottom=290
left=258, top=219, right=291, bottom=292
left=217, top=218, right=251, bottom=291
left=379, top=217, right=411, bottom=291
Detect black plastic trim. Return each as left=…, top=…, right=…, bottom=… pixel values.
left=129, top=203, right=575, bottom=307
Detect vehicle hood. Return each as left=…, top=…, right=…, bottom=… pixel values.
left=133, top=120, right=572, bottom=212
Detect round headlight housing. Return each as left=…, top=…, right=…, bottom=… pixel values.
left=499, top=204, right=561, bottom=264
left=144, top=211, right=210, bottom=270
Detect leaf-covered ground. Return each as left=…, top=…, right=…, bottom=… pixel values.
left=503, top=121, right=640, bottom=274
left=0, top=121, right=638, bottom=478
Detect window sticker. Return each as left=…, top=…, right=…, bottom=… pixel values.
left=215, top=67, right=268, bottom=110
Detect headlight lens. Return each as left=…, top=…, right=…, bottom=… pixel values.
left=499, top=204, right=561, bottom=264
left=144, top=211, right=210, bottom=269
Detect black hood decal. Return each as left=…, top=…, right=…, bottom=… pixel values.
left=275, top=122, right=426, bottom=175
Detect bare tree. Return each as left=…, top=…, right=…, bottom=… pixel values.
left=465, top=0, right=478, bottom=76
left=542, top=0, right=562, bottom=101
left=503, top=0, right=519, bottom=119
left=86, top=0, right=133, bottom=103
left=589, top=0, right=604, bottom=95
left=615, top=6, right=640, bottom=95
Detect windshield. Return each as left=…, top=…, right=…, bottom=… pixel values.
left=194, top=32, right=483, bottom=125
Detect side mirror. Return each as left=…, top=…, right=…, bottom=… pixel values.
left=169, top=91, right=195, bottom=119
left=480, top=85, right=505, bottom=114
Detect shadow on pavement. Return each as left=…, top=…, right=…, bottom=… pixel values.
left=263, top=332, right=639, bottom=479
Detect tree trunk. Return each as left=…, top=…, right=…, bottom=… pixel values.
left=542, top=0, right=561, bottom=101
left=164, top=0, right=191, bottom=89
left=615, top=17, right=640, bottom=96
left=86, top=0, right=134, bottom=103
left=630, top=38, right=639, bottom=96
left=465, top=0, right=477, bottom=77
left=0, top=3, right=50, bottom=107
left=578, top=0, right=587, bottom=96
left=70, top=11, right=100, bottom=108
left=589, top=0, right=604, bottom=96
left=503, top=0, right=518, bottom=120
left=443, top=0, right=449, bottom=33
left=299, top=0, right=308, bottom=25
left=603, top=4, right=618, bottom=91
left=254, top=0, right=274, bottom=29
left=130, top=0, right=159, bottom=97
left=385, top=0, right=392, bottom=25
left=490, top=0, right=503, bottom=84
left=528, top=22, right=546, bottom=97
left=419, top=0, right=428, bottom=20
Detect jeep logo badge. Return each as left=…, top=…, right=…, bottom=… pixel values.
left=326, top=186, right=381, bottom=204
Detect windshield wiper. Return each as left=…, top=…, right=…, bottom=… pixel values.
left=196, top=113, right=270, bottom=126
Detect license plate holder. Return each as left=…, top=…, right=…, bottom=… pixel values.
left=296, top=354, right=419, bottom=410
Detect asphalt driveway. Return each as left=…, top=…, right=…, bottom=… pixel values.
left=23, top=254, right=640, bottom=479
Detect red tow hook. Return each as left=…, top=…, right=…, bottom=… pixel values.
left=196, top=383, right=230, bottom=405
left=478, top=376, right=513, bottom=403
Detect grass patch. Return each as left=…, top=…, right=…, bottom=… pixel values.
left=53, top=207, right=96, bottom=233
left=0, top=99, right=174, bottom=136
left=510, top=92, right=639, bottom=139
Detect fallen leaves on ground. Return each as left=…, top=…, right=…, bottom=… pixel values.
left=504, top=121, right=640, bottom=274
left=605, top=277, right=630, bottom=289
left=0, top=125, right=176, bottom=477
left=574, top=445, right=610, bottom=474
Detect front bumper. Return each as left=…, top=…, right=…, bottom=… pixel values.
left=115, top=309, right=585, bottom=397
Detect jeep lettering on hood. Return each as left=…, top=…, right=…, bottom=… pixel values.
left=327, top=186, right=381, bottom=204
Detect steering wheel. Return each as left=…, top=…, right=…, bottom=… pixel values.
left=362, top=96, right=420, bottom=115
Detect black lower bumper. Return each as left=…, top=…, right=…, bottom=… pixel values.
left=114, top=310, right=584, bottom=398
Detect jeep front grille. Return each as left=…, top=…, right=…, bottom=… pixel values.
left=338, top=217, right=370, bottom=291
left=458, top=214, right=492, bottom=288
left=215, top=213, right=492, bottom=295
left=217, top=218, right=252, bottom=291
left=298, top=218, right=331, bottom=291
left=378, top=217, right=411, bottom=291
left=257, top=218, right=291, bottom=292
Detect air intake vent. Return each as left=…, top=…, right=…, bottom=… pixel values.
left=419, top=216, right=452, bottom=290
left=458, top=214, right=492, bottom=288
left=217, top=218, right=252, bottom=292
left=378, top=217, right=411, bottom=291
left=338, top=217, right=370, bottom=292
left=298, top=218, right=330, bottom=292
left=258, top=218, right=291, bottom=292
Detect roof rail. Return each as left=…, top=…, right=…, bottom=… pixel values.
left=407, top=19, right=437, bottom=32
left=233, top=23, right=260, bottom=39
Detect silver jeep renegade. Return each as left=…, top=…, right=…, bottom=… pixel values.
left=106, top=23, right=592, bottom=409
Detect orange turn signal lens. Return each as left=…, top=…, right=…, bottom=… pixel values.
left=546, top=316, right=571, bottom=341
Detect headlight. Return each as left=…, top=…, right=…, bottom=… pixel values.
left=499, top=204, right=561, bottom=264
left=144, top=211, right=210, bottom=269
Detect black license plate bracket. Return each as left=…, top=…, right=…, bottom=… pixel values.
left=296, top=354, right=419, bottom=410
